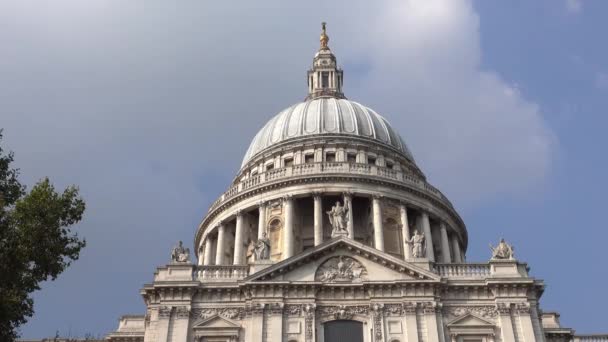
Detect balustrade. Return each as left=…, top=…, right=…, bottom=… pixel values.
left=207, top=161, right=452, bottom=213
left=197, top=265, right=249, bottom=282
left=435, top=263, right=491, bottom=278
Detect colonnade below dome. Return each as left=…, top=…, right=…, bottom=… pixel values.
left=198, top=191, right=465, bottom=267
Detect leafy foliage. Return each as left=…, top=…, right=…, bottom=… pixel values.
left=0, top=130, right=86, bottom=341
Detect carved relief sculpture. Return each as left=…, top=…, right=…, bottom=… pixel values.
left=314, top=256, right=368, bottom=282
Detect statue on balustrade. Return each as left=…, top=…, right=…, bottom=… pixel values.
left=490, top=238, right=515, bottom=260
left=171, top=240, right=190, bottom=263
left=327, top=200, right=349, bottom=237
left=254, top=232, right=271, bottom=260
left=406, top=229, right=425, bottom=258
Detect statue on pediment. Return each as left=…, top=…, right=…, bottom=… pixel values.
left=405, top=229, right=425, bottom=258
left=490, top=238, right=514, bottom=260
left=254, top=232, right=271, bottom=260
left=171, top=240, right=190, bottom=263
left=327, top=201, right=348, bottom=237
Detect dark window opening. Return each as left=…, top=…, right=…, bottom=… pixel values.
left=266, top=164, right=274, bottom=171
left=347, top=153, right=357, bottom=163
left=367, top=156, right=376, bottom=165
left=321, top=72, right=329, bottom=88
left=304, top=154, right=315, bottom=164
left=284, top=158, right=294, bottom=167
left=325, top=152, right=336, bottom=162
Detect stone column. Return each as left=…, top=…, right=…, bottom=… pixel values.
left=497, top=303, right=516, bottom=342
left=215, top=222, right=226, bottom=265
left=283, top=195, right=295, bottom=259
left=372, top=195, right=384, bottom=251
left=423, top=303, right=440, bottom=342
left=313, top=193, right=323, bottom=246
left=440, top=222, right=452, bottom=263
left=451, top=235, right=462, bottom=263
left=203, top=238, right=213, bottom=265
left=400, top=203, right=411, bottom=259
left=258, top=202, right=266, bottom=240
left=233, top=211, right=245, bottom=265
left=420, top=212, right=435, bottom=262
left=403, top=303, right=419, bottom=342
left=516, top=303, right=539, bottom=342
left=344, top=192, right=354, bottom=239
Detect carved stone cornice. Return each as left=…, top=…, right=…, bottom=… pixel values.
left=496, top=303, right=512, bottom=315
left=158, top=306, right=172, bottom=319
left=403, top=302, right=418, bottom=314
left=175, top=306, right=190, bottom=319
left=268, top=302, right=284, bottom=315
left=515, top=302, right=531, bottom=314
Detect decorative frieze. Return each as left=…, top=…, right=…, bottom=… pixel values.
left=318, top=305, right=369, bottom=319
left=446, top=306, right=499, bottom=321
left=175, top=306, right=190, bottom=319
left=191, top=307, right=246, bottom=320
left=315, top=255, right=368, bottom=282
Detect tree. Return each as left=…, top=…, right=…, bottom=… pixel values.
left=0, top=130, right=86, bottom=341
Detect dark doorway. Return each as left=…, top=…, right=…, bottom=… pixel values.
left=324, top=320, right=364, bottom=342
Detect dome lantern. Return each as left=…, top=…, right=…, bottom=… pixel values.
left=306, top=22, right=345, bottom=100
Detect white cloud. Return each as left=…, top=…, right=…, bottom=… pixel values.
left=349, top=0, right=555, bottom=205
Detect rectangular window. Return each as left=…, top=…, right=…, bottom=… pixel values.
left=347, top=153, right=357, bottom=163
left=266, top=164, right=274, bottom=171
left=367, top=156, right=376, bottom=165
left=284, top=158, right=294, bottom=167
left=386, top=161, right=394, bottom=169
left=321, top=72, right=329, bottom=88
left=325, top=152, right=336, bottom=162
left=305, top=154, right=315, bottom=164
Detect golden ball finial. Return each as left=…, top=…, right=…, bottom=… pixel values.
left=320, top=22, right=329, bottom=49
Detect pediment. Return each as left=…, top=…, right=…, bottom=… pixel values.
left=194, top=314, right=240, bottom=329
left=245, top=237, right=440, bottom=283
left=448, top=313, right=495, bottom=327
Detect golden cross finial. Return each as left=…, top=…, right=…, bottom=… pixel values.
left=320, top=22, right=329, bottom=49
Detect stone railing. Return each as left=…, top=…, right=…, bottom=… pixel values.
left=197, top=265, right=249, bottom=282
left=207, top=162, right=452, bottom=213
left=574, top=336, right=608, bottom=342
left=435, top=263, right=492, bottom=278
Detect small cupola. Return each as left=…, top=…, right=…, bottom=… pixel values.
left=306, top=23, right=345, bottom=100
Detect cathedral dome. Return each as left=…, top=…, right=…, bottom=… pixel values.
left=241, top=98, right=414, bottom=168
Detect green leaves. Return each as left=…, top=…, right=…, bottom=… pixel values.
left=0, top=131, right=86, bottom=341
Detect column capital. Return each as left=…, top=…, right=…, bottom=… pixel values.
left=258, top=200, right=267, bottom=208
left=312, top=191, right=323, bottom=200
left=282, top=194, right=293, bottom=202
left=217, top=220, right=224, bottom=227
left=235, top=209, right=243, bottom=217
left=372, top=193, right=383, bottom=200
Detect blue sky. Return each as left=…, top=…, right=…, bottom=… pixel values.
left=1, top=0, right=606, bottom=337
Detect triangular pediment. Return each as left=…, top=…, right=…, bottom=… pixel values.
left=448, top=313, right=495, bottom=327
left=194, top=314, right=240, bottom=329
left=245, top=236, right=440, bottom=283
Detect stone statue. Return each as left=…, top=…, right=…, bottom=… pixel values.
left=327, top=201, right=348, bottom=236
left=254, top=232, right=271, bottom=260
left=490, top=238, right=514, bottom=260
left=171, top=240, right=190, bottom=263
left=246, top=240, right=255, bottom=263
left=405, top=229, right=425, bottom=258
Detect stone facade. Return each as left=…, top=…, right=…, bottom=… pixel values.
left=104, top=24, right=606, bottom=342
